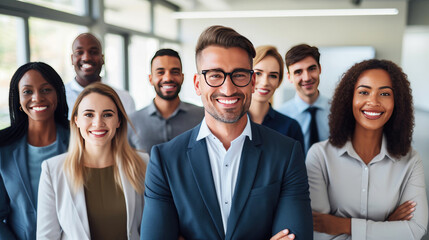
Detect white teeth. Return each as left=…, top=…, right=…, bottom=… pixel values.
left=82, top=64, right=92, bottom=69
left=257, top=89, right=269, bottom=94
left=162, top=85, right=174, bottom=89
left=91, top=131, right=107, bottom=135
left=364, top=111, right=382, bottom=116
left=218, top=99, right=238, bottom=105
left=32, top=106, right=47, bottom=111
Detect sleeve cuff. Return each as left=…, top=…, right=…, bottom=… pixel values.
left=351, top=218, right=366, bottom=240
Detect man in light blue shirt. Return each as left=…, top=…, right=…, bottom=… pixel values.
left=277, top=44, right=330, bottom=153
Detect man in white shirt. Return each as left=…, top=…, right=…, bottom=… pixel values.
left=65, top=33, right=135, bottom=119
left=141, top=25, right=312, bottom=240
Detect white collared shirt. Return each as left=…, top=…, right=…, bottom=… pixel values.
left=306, top=137, right=428, bottom=239
left=196, top=116, right=252, bottom=233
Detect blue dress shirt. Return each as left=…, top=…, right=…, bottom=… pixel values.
left=277, top=94, right=330, bottom=154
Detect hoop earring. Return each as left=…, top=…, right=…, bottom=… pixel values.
left=19, top=106, right=23, bottom=111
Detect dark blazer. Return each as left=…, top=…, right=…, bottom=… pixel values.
left=260, top=106, right=305, bottom=152
left=141, top=122, right=313, bottom=240
left=0, top=126, right=69, bottom=240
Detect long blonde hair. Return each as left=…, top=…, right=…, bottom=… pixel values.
left=64, top=82, right=146, bottom=194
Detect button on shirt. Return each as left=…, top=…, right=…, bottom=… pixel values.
left=65, top=79, right=136, bottom=119
left=128, top=100, right=204, bottom=153
left=306, top=138, right=428, bottom=240
left=196, top=116, right=252, bottom=233
left=277, top=94, right=330, bottom=154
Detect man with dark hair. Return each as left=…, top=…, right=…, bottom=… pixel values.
left=128, top=48, right=203, bottom=153
left=277, top=44, right=330, bottom=153
left=66, top=33, right=135, bottom=119
left=141, top=26, right=312, bottom=240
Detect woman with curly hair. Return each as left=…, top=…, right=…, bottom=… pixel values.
left=37, top=83, right=147, bottom=239
left=248, top=45, right=304, bottom=149
left=306, top=59, right=428, bottom=239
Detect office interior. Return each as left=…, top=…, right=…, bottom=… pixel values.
left=1, top=0, right=429, bottom=237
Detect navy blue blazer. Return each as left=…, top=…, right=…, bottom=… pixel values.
left=141, top=122, right=313, bottom=240
left=260, top=106, right=304, bottom=152
left=0, top=126, right=69, bottom=240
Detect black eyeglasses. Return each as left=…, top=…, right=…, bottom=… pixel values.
left=200, top=69, right=254, bottom=87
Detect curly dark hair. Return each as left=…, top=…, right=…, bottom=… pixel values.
left=329, top=59, right=413, bottom=157
left=0, top=62, right=69, bottom=146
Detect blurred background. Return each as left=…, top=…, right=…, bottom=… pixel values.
left=1, top=0, right=429, bottom=237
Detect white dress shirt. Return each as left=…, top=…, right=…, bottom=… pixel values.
left=196, top=116, right=252, bottom=233
left=306, top=138, right=428, bottom=240
left=65, top=79, right=136, bottom=119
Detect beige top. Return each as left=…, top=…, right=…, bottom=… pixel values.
left=84, top=166, right=127, bottom=240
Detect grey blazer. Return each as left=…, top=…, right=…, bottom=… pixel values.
left=36, top=152, right=148, bottom=240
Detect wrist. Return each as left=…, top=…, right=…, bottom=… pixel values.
left=340, top=217, right=351, bottom=235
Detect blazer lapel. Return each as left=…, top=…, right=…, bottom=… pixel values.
left=66, top=175, right=91, bottom=239
left=118, top=163, right=135, bottom=235
left=12, top=138, right=36, bottom=210
left=225, top=124, right=262, bottom=239
left=187, top=127, right=225, bottom=239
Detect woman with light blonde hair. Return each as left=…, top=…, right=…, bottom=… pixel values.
left=249, top=45, right=304, bottom=149
left=37, top=82, right=148, bottom=240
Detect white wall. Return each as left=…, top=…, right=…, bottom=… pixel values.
left=178, top=0, right=408, bottom=106
left=402, top=26, right=429, bottom=111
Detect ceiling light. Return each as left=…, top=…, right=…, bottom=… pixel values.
left=172, top=8, right=399, bottom=19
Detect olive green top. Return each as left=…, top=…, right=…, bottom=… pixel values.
left=84, top=166, right=127, bottom=240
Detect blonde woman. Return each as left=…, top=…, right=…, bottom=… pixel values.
left=37, top=82, right=147, bottom=240
left=249, top=45, right=304, bottom=149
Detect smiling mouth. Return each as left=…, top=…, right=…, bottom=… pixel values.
left=363, top=111, right=383, bottom=119
left=162, top=85, right=176, bottom=90
left=90, top=130, right=108, bottom=137
left=81, top=63, right=95, bottom=70
left=31, top=106, right=48, bottom=112
left=256, top=89, right=270, bottom=94
left=217, top=99, right=238, bottom=105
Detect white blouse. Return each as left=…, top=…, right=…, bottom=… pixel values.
left=306, top=137, right=428, bottom=240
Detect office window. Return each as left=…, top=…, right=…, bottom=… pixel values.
left=0, top=15, right=25, bottom=129
left=104, top=34, right=125, bottom=90
left=19, top=0, right=86, bottom=15
left=104, top=0, right=151, bottom=32
left=29, top=17, right=87, bottom=84
left=128, top=36, right=159, bottom=109
left=154, top=4, right=178, bottom=39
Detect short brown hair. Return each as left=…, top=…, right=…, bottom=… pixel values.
left=254, top=45, right=284, bottom=85
left=285, top=44, right=320, bottom=72
left=195, top=25, right=255, bottom=71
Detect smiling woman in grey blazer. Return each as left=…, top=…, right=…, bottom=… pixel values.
left=0, top=62, right=69, bottom=240
left=37, top=83, right=147, bottom=240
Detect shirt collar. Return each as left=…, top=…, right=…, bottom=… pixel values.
left=147, top=100, right=186, bottom=118
left=197, top=115, right=252, bottom=141
left=71, top=78, right=85, bottom=92
left=338, top=135, right=398, bottom=163
left=265, top=104, right=276, bottom=120
left=293, top=92, right=328, bottom=113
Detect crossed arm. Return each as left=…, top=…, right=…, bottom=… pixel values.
left=306, top=148, right=428, bottom=240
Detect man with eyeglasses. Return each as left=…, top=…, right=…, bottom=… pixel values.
left=127, top=48, right=204, bottom=153
left=141, top=25, right=313, bottom=240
